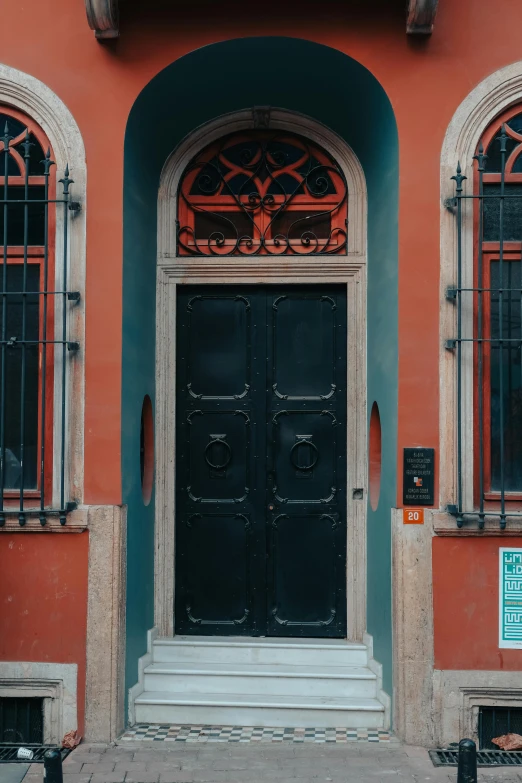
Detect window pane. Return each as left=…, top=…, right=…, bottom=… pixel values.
left=11, top=132, right=46, bottom=176
left=0, top=186, right=45, bottom=246
left=193, top=210, right=254, bottom=242
left=483, top=184, right=522, bottom=242
left=490, top=260, right=522, bottom=490
left=0, top=264, right=40, bottom=489
left=270, top=211, right=331, bottom=240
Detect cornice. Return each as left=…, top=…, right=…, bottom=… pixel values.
left=407, top=0, right=439, bottom=34
left=85, top=0, right=438, bottom=41
left=85, top=0, right=119, bottom=40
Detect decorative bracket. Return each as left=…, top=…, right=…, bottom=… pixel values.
left=406, top=0, right=439, bottom=34
left=85, top=0, right=119, bottom=40
left=252, top=106, right=271, bottom=129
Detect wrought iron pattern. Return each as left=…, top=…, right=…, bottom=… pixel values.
left=0, top=111, right=79, bottom=526
left=175, top=286, right=347, bottom=637
left=177, top=131, right=347, bottom=256
left=448, top=108, right=522, bottom=528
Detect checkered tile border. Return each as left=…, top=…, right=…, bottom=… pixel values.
left=121, top=725, right=391, bottom=743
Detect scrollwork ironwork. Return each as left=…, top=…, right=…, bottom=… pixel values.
left=177, top=131, right=348, bottom=257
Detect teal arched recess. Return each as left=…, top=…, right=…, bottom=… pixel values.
left=122, top=36, right=398, bottom=714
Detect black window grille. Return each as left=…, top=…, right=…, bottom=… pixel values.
left=448, top=114, right=522, bottom=529
left=479, top=706, right=522, bottom=749
left=0, top=697, right=43, bottom=745
left=0, top=113, right=80, bottom=527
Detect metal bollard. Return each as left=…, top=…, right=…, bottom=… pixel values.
left=43, top=749, right=63, bottom=783
left=457, top=738, right=477, bottom=783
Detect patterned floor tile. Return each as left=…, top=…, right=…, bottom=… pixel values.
left=120, top=724, right=391, bottom=743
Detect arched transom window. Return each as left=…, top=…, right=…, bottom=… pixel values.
left=177, top=130, right=348, bottom=256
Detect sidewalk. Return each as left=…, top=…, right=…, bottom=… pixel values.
left=14, top=738, right=522, bottom=783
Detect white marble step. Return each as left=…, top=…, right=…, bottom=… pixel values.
left=153, top=637, right=369, bottom=667
left=134, top=691, right=385, bottom=729
left=143, top=661, right=378, bottom=698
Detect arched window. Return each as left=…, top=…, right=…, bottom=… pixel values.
left=450, top=104, right=522, bottom=528
left=177, top=130, right=348, bottom=256
left=0, top=106, right=78, bottom=525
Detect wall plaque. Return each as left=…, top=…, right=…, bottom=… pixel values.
left=403, top=447, right=434, bottom=506
left=499, top=548, right=522, bottom=649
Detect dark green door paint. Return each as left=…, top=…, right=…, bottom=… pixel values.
left=175, top=285, right=347, bottom=638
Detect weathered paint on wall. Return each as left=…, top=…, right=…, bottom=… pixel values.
left=0, top=532, right=88, bottom=735
left=433, top=537, right=522, bottom=670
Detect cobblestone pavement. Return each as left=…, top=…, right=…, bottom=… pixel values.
left=12, top=740, right=522, bottom=783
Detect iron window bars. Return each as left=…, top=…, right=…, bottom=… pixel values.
left=447, top=115, right=522, bottom=529
left=0, top=115, right=79, bottom=527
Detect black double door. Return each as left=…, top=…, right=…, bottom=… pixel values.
left=175, top=285, right=347, bottom=638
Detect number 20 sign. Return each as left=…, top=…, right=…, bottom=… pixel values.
left=403, top=508, right=424, bottom=524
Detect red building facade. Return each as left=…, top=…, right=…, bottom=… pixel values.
left=0, top=0, right=521, bottom=746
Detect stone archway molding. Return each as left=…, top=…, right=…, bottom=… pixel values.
left=85, top=0, right=119, bottom=39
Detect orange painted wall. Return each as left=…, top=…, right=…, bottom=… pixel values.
left=0, top=0, right=518, bottom=506
left=0, top=0, right=521, bottom=725
left=433, top=537, right=522, bottom=670
left=0, top=533, right=88, bottom=735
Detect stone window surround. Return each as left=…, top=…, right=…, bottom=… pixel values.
left=432, top=670, right=522, bottom=747
left=0, top=661, right=77, bottom=745
left=0, top=64, right=86, bottom=531
left=439, top=61, right=522, bottom=535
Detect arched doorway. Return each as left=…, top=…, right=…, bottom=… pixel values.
left=123, top=38, right=398, bottom=723
left=157, top=110, right=367, bottom=640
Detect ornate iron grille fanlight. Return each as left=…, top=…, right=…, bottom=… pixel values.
left=177, top=131, right=348, bottom=256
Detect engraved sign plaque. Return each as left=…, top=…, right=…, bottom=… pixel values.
left=403, top=448, right=435, bottom=506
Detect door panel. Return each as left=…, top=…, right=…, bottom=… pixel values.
left=186, top=294, right=251, bottom=399
left=271, top=410, right=338, bottom=503
left=181, top=512, right=253, bottom=628
left=269, top=513, right=342, bottom=630
left=272, top=294, right=337, bottom=400
left=175, top=285, right=347, bottom=638
left=186, top=410, right=250, bottom=503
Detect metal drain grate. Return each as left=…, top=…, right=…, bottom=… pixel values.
left=0, top=745, right=70, bottom=763
left=430, top=749, right=522, bottom=767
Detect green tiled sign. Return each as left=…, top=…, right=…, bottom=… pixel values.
left=499, top=548, right=522, bottom=649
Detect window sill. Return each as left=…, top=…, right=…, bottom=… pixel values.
left=0, top=506, right=89, bottom=532
left=432, top=509, right=522, bottom=536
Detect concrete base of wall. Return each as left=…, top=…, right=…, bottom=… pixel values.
left=84, top=505, right=127, bottom=742
left=392, top=507, right=522, bottom=747
left=433, top=669, right=522, bottom=747
left=392, top=507, right=435, bottom=745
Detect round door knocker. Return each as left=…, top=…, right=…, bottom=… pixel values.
left=204, top=437, right=232, bottom=471
left=289, top=439, right=319, bottom=471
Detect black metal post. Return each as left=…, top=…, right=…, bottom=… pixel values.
left=475, top=144, right=486, bottom=529
left=457, top=738, right=477, bottom=783
left=498, top=125, right=507, bottom=530
left=452, top=162, right=467, bottom=528
left=43, top=749, right=63, bottom=783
